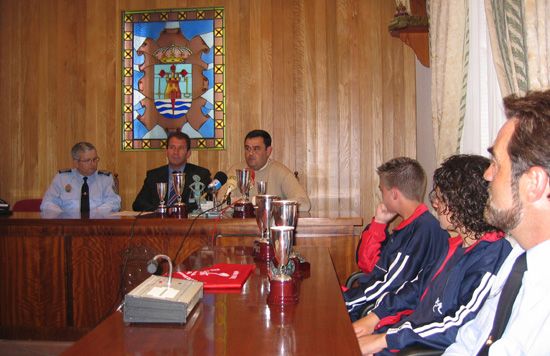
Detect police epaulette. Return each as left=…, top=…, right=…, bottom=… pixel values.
left=98, top=170, right=112, bottom=176
left=58, top=168, right=72, bottom=173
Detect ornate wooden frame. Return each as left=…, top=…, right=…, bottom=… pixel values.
left=121, top=8, right=225, bottom=151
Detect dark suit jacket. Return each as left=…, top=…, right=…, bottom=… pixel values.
left=132, top=164, right=211, bottom=211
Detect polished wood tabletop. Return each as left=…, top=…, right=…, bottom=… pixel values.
left=62, top=246, right=361, bottom=355
left=1, top=213, right=361, bottom=340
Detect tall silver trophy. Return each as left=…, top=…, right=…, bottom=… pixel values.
left=236, top=168, right=251, bottom=201
left=233, top=168, right=255, bottom=218
left=267, top=226, right=298, bottom=305
left=272, top=200, right=298, bottom=227
left=156, top=182, right=168, bottom=214
left=272, top=200, right=299, bottom=258
left=170, top=172, right=187, bottom=218
left=254, top=194, right=279, bottom=261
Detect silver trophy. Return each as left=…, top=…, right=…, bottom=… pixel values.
left=272, top=200, right=299, bottom=257
left=272, top=200, right=298, bottom=227
left=255, top=195, right=279, bottom=242
left=233, top=168, right=255, bottom=218
left=270, top=226, right=295, bottom=281
left=236, top=168, right=252, bottom=202
left=156, top=182, right=167, bottom=214
left=171, top=172, right=186, bottom=207
left=257, top=180, right=268, bottom=195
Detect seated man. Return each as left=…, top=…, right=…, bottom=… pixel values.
left=133, top=132, right=211, bottom=212
left=354, top=154, right=512, bottom=355
left=344, top=157, right=449, bottom=321
left=41, top=142, right=121, bottom=213
left=222, top=129, right=311, bottom=211
left=444, top=90, right=550, bottom=355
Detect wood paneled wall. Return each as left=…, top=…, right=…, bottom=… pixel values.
left=0, top=0, right=416, bottom=222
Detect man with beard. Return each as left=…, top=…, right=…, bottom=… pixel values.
left=444, top=89, right=550, bottom=355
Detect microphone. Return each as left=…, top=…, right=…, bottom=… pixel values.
left=146, top=258, right=159, bottom=274
left=146, top=254, right=174, bottom=287
left=223, top=176, right=237, bottom=200
left=207, top=171, right=228, bottom=191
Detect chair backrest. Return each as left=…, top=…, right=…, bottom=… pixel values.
left=12, top=199, right=42, bottom=212
left=113, top=173, right=119, bottom=194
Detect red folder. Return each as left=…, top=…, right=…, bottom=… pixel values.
left=170, top=263, right=255, bottom=290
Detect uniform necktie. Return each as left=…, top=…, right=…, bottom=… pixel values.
left=81, top=177, right=90, bottom=213
left=167, top=171, right=181, bottom=206
left=477, top=252, right=527, bottom=356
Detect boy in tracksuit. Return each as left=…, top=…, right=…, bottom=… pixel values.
left=344, top=157, right=449, bottom=321
left=354, top=155, right=512, bottom=355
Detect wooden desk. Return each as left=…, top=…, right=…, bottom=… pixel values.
left=0, top=213, right=362, bottom=340
left=62, top=246, right=361, bottom=355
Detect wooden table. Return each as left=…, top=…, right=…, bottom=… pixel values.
left=0, top=213, right=362, bottom=340
left=62, top=246, right=361, bottom=355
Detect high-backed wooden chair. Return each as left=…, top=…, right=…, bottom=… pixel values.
left=113, top=173, right=120, bottom=194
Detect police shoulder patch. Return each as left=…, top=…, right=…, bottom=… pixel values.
left=58, top=168, right=72, bottom=174
left=98, top=170, right=112, bottom=176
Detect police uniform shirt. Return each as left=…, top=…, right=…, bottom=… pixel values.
left=40, top=168, right=121, bottom=213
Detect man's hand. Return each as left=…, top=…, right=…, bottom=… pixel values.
left=357, top=333, right=387, bottom=356
left=374, top=203, right=397, bottom=224
left=353, top=312, right=380, bottom=337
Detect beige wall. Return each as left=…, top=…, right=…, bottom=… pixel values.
left=0, top=0, right=417, bottom=220
left=415, top=59, right=435, bottom=203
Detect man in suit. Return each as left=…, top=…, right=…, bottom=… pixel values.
left=444, top=89, right=550, bottom=354
left=133, top=132, right=211, bottom=212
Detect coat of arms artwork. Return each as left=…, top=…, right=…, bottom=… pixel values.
left=121, top=8, right=225, bottom=151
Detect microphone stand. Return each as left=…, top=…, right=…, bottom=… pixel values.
left=212, top=188, right=219, bottom=214
left=147, top=254, right=174, bottom=288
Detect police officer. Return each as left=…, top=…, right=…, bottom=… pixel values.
left=40, top=142, right=121, bottom=213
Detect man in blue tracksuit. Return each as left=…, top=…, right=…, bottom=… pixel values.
left=354, top=155, right=512, bottom=355
left=344, top=157, right=449, bottom=321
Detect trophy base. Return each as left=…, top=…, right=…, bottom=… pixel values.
left=253, top=239, right=273, bottom=261
left=169, top=204, right=188, bottom=218
left=233, top=202, right=255, bottom=218
left=156, top=205, right=168, bottom=215
left=267, top=279, right=299, bottom=305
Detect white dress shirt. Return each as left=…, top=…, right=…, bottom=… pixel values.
left=444, top=239, right=550, bottom=355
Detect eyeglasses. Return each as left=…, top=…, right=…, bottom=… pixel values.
left=78, top=157, right=100, bottom=164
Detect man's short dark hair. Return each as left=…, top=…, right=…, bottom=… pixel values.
left=377, top=157, right=426, bottom=201
left=167, top=131, right=191, bottom=150
left=503, top=89, right=550, bottom=180
left=245, top=130, right=272, bottom=147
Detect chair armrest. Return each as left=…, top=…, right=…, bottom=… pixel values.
left=345, top=270, right=366, bottom=289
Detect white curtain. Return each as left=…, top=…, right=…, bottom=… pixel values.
left=460, top=0, right=505, bottom=156
left=429, top=0, right=469, bottom=164
left=525, top=0, right=550, bottom=91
